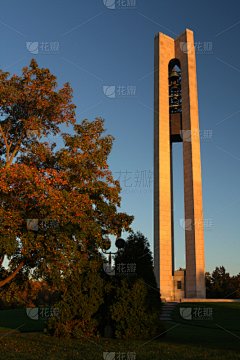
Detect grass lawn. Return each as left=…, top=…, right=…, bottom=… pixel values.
left=0, top=308, right=46, bottom=333
left=0, top=306, right=239, bottom=359
left=171, top=302, right=240, bottom=331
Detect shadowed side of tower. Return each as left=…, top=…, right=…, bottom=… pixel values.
left=175, top=30, right=206, bottom=298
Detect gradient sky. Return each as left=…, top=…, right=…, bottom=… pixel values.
left=0, top=0, right=240, bottom=275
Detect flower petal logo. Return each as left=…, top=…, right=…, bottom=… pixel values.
left=26, top=129, right=40, bottom=140
left=180, top=130, right=191, bottom=142
left=103, top=263, right=115, bottom=276
left=26, top=307, right=39, bottom=320
left=103, top=86, right=115, bottom=98
left=180, top=42, right=192, bottom=54
left=26, top=219, right=39, bottom=231
left=26, top=42, right=39, bottom=54
left=103, top=352, right=115, bottom=360
left=103, top=0, right=115, bottom=10
left=180, top=219, right=192, bottom=231
left=179, top=307, right=192, bottom=320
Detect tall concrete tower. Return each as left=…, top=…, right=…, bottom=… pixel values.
left=154, top=29, right=206, bottom=301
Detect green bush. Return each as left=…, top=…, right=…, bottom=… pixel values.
left=110, top=277, right=165, bottom=340
left=114, top=231, right=162, bottom=309
left=98, top=231, right=165, bottom=340
left=45, top=231, right=165, bottom=340
left=44, top=254, right=105, bottom=339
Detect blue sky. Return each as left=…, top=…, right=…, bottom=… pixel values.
left=0, top=0, right=240, bottom=275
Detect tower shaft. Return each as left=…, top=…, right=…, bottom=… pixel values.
left=154, top=29, right=206, bottom=301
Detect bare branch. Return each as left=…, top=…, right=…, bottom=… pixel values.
left=0, top=255, right=5, bottom=267
left=0, top=261, right=24, bottom=287
left=5, top=131, right=25, bottom=169
left=0, top=124, right=11, bottom=163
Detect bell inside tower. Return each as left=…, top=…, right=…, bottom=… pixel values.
left=169, top=59, right=182, bottom=143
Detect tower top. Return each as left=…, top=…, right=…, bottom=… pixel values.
left=154, top=28, right=194, bottom=40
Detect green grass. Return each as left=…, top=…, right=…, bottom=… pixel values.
left=0, top=306, right=239, bottom=359
left=171, top=302, right=240, bottom=331
left=0, top=325, right=240, bottom=360
left=0, top=308, right=46, bottom=333
left=0, top=327, right=20, bottom=334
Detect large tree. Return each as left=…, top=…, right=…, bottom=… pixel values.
left=0, top=59, right=134, bottom=289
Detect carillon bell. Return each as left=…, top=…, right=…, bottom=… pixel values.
left=173, top=93, right=178, bottom=102
left=169, top=66, right=181, bottom=115
left=169, top=69, right=179, bottom=81
left=172, top=82, right=178, bottom=92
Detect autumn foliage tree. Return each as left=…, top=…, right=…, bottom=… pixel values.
left=205, top=266, right=240, bottom=299
left=0, top=270, right=59, bottom=309
left=0, top=59, right=134, bottom=291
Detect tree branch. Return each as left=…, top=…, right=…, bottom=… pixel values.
left=0, top=255, right=5, bottom=267
left=0, top=124, right=10, bottom=163
left=0, top=254, right=41, bottom=287
left=0, top=261, right=24, bottom=287
left=5, top=131, right=25, bottom=169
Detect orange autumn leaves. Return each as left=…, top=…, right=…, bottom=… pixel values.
left=0, top=59, right=134, bottom=288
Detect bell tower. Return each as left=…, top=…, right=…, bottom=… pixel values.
left=154, top=29, right=206, bottom=301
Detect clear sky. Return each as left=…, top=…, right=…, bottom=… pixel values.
left=0, top=0, right=240, bottom=275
